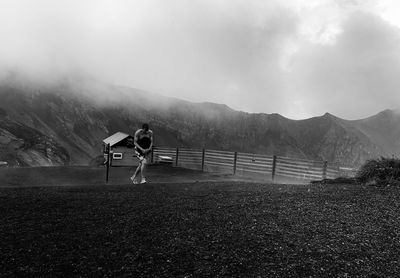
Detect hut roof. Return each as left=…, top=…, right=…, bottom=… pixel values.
left=103, top=132, right=130, bottom=147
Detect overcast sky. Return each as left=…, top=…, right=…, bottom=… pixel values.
left=1, top=0, right=400, bottom=119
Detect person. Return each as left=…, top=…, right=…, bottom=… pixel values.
left=130, top=123, right=153, bottom=184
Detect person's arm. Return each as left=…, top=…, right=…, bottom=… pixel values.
left=134, top=130, right=144, bottom=152
left=147, top=130, right=153, bottom=152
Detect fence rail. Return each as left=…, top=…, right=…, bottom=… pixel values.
left=152, top=146, right=344, bottom=181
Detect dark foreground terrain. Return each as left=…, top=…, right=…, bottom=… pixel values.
left=1, top=167, right=400, bottom=277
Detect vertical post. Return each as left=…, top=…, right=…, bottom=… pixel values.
left=233, top=151, right=238, bottom=174
left=201, top=148, right=205, bottom=171
left=151, top=146, right=154, bottom=164
left=272, top=155, right=277, bottom=182
left=322, top=161, right=328, bottom=180
left=175, top=147, right=179, bottom=167
left=106, top=143, right=110, bottom=183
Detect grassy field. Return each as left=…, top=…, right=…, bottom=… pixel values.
left=1, top=167, right=400, bottom=277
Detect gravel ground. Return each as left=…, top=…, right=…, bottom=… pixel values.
left=0, top=165, right=243, bottom=188
left=1, top=175, right=400, bottom=277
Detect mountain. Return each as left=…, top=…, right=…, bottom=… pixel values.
left=0, top=75, right=398, bottom=167
left=349, top=109, right=400, bottom=156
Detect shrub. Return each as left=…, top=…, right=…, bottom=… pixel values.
left=356, top=157, right=400, bottom=186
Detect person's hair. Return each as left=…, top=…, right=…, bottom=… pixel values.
left=142, top=123, right=149, bottom=131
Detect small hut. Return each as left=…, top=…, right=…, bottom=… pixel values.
left=102, top=132, right=139, bottom=167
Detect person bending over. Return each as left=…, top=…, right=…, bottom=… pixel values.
left=131, top=123, right=153, bottom=184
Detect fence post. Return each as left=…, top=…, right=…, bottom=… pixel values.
left=201, top=149, right=205, bottom=171
left=106, top=143, right=110, bottom=183
left=272, top=155, right=277, bottom=182
left=176, top=147, right=179, bottom=167
left=151, top=146, right=154, bottom=164
left=233, top=151, right=238, bottom=174
left=322, top=161, right=328, bottom=180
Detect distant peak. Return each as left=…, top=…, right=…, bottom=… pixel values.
left=199, top=102, right=233, bottom=111
left=316, top=112, right=346, bottom=123
left=379, top=109, right=400, bottom=115
left=270, top=113, right=288, bottom=120
left=372, top=109, right=400, bottom=120
left=322, top=112, right=338, bottom=119
left=379, top=109, right=393, bottom=114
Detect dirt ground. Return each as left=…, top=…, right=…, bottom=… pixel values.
left=0, top=164, right=248, bottom=188
left=1, top=166, right=400, bottom=277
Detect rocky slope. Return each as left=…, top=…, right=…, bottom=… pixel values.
left=0, top=76, right=398, bottom=167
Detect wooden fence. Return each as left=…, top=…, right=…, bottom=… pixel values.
left=153, top=146, right=342, bottom=181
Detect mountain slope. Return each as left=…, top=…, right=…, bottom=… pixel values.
left=349, top=109, right=400, bottom=156
left=0, top=77, right=398, bottom=167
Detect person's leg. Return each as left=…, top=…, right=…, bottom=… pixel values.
left=131, top=160, right=142, bottom=183
left=140, top=157, right=148, bottom=183
left=131, top=164, right=141, bottom=178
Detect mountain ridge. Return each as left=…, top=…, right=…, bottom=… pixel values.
left=0, top=77, right=398, bottom=168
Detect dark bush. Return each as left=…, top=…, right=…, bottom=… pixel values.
left=356, top=157, right=400, bottom=186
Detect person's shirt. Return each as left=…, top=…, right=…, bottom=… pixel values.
left=134, top=129, right=153, bottom=149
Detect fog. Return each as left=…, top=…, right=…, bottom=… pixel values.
left=1, top=0, right=400, bottom=119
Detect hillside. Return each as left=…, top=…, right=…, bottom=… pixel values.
left=349, top=109, right=400, bottom=156
left=0, top=76, right=398, bottom=167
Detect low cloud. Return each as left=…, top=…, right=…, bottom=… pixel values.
left=288, top=11, right=400, bottom=119
left=0, top=0, right=399, bottom=119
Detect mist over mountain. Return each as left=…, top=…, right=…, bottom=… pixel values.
left=0, top=75, right=398, bottom=167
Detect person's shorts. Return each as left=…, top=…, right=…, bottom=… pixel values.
left=135, top=147, right=151, bottom=162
